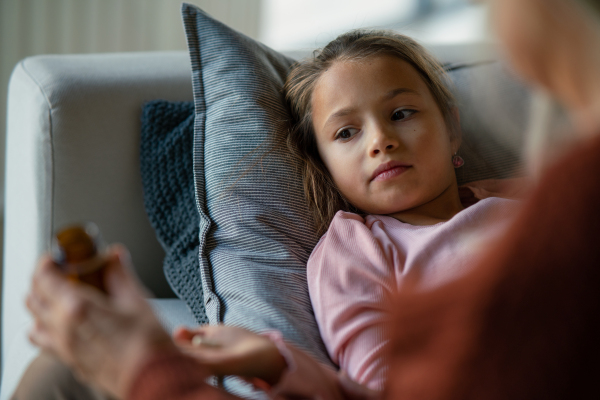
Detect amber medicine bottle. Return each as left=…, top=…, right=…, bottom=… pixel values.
left=51, top=223, right=108, bottom=292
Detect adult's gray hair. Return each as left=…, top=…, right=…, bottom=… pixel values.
left=524, top=0, right=600, bottom=177
left=578, top=0, right=600, bottom=17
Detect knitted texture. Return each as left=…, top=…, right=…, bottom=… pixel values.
left=140, top=100, right=207, bottom=324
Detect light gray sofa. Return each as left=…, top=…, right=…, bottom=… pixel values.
left=1, top=51, right=200, bottom=398
left=1, top=43, right=522, bottom=398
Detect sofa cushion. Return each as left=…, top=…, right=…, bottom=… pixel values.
left=447, top=61, right=529, bottom=185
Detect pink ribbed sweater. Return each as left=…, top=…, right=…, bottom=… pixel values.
left=307, top=197, right=517, bottom=390
left=128, top=192, right=522, bottom=400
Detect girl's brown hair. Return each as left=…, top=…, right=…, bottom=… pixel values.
left=284, top=29, right=460, bottom=236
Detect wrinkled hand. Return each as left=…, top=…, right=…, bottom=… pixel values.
left=26, top=245, right=175, bottom=399
left=173, top=325, right=287, bottom=386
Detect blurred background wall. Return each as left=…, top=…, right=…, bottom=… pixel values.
left=0, top=0, right=489, bottom=311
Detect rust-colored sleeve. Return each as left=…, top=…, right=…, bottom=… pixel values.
left=126, top=341, right=369, bottom=400
left=385, top=135, right=600, bottom=400
left=127, top=350, right=242, bottom=400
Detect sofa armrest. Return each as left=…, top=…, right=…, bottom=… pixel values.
left=1, top=51, right=193, bottom=398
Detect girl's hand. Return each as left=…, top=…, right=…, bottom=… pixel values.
left=26, top=245, right=175, bottom=399
left=173, top=325, right=287, bottom=386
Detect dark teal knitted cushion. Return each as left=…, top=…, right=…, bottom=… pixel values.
left=140, top=100, right=208, bottom=324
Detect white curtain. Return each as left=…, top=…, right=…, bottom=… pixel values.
left=0, top=0, right=261, bottom=210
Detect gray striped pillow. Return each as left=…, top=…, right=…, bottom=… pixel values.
left=181, top=4, right=334, bottom=398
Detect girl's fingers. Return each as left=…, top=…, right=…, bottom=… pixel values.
left=172, top=328, right=232, bottom=364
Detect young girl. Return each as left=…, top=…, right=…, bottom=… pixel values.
left=20, top=29, right=519, bottom=400
left=294, top=28, right=517, bottom=386
left=172, top=29, right=518, bottom=396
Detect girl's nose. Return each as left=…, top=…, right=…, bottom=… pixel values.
left=369, top=124, right=399, bottom=156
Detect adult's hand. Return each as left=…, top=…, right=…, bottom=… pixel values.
left=26, top=245, right=175, bottom=399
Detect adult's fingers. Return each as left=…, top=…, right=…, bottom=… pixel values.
left=172, top=325, right=215, bottom=342
left=28, top=320, right=48, bottom=347
left=338, top=371, right=380, bottom=400
left=104, top=244, right=152, bottom=304
left=28, top=320, right=58, bottom=358
left=25, top=290, right=47, bottom=321
left=172, top=326, right=197, bottom=343
left=25, top=291, right=57, bottom=345
left=30, top=271, right=107, bottom=360
left=30, top=255, right=70, bottom=306
left=28, top=256, right=87, bottom=339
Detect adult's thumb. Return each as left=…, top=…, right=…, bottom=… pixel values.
left=104, top=245, right=149, bottom=302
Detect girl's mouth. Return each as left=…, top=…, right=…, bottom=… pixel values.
left=371, top=161, right=412, bottom=182
left=372, top=166, right=411, bottom=182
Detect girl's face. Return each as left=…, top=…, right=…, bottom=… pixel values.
left=311, top=55, right=459, bottom=216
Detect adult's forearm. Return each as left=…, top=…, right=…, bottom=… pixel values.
left=127, top=349, right=242, bottom=400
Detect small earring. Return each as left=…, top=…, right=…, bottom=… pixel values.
left=452, top=153, right=464, bottom=169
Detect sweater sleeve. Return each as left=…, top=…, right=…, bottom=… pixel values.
left=307, top=211, right=396, bottom=390
left=127, top=337, right=379, bottom=400
left=127, top=349, right=242, bottom=400
left=385, top=134, right=600, bottom=399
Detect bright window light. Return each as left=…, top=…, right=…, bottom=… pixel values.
left=259, top=0, right=489, bottom=51
left=259, top=0, right=420, bottom=50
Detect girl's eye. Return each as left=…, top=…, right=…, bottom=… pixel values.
left=335, top=128, right=358, bottom=140
left=391, top=109, right=417, bottom=121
